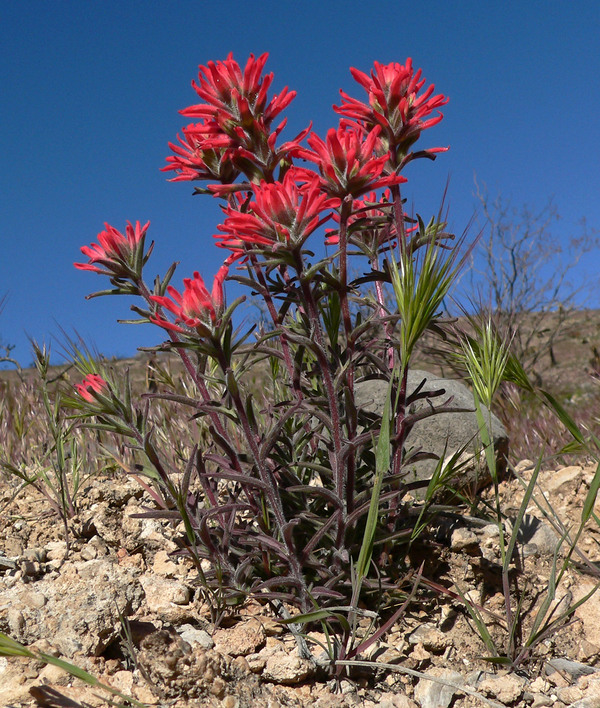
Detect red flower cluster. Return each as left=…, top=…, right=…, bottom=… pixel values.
left=215, top=168, right=338, bottom=253
left=163, top=53, right=309, bottom=184
left=164, top=125, right=241, bottom=183
left=335, top=59, right=448, bottom=161
left=182, top=52, right=294, bottom=128
left=75, top=221, right=150, bottom=276
left=75, top=374, right=108, bottom=402
left=293, top=124, right=407, bottom=199
left=149, top=258, right=233, bottom=334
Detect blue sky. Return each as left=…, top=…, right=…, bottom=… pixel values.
left=1, top=1, right=599, bottom=366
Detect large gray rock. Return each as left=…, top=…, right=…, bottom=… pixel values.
left=355, top=370, right=508, bottom=497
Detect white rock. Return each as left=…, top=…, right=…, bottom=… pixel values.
left=262, top=651, right=314, bottom=684
left=179, top=624, right=214, bottom=649
left=542, top=465, right=583, bottom=494
left=478, top=673, right=525, bottom=704
left=414, top=667, right=464, bottom=708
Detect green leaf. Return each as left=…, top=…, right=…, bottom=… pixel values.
left=355, top=371, right=394, bottom=581
left=279, top=609, right=350, bottom=632
left=583, top=460, right=600, bottom=524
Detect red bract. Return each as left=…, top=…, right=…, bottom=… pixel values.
left=293, top=125, right=406, bottom=199
left=150, top=261, right=231, bottom=334
left=165, top=53, right=309, bottom=184
left=215, top=169, right=338, bottom=252
left=335, top=59, right=448, bottom=159
left=162, top=122, right=240, bottom=183
left=75, top=221, right=150, bottom=275
left=75, top=374, right=108, bottom=402
left=181, top=53, right=295, bottom=128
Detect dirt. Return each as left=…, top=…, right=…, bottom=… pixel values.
left=1, top=456, right=600, bottom=707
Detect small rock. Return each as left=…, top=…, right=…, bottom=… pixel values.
left=23, top=548, right=47, bottom=563
left=140, top=575, right=191, bottom=616
left=542, top=465, right=583, bottom=494
left=79, top=544, right=98, bottom=561
left=450, top=527, right=479, bottom=552
left=178, top=624, right=214, bottom=649
left=517, top=515, right=560, bottom=556
left=19, top=591, right=47, bottom=609
left=546, top=658, right=600, bottom=680
left=44, top=541, right=67, bottom=562
left=414, top=667, right=464, bottom=708
left=375, top=647, right=405, bottom=664
left=214, top=619, right=267, bottom=657
left=245, top=651, right=267, bottom=673
left=38, top=662, right=70, bottom=686
left=0, top=559, right=143, bottom=657
left=578, top=640, right=600, bottom=662
left=409, top=642, right=432, bottom=663
left=21, top=560, right=42, bottom=577
left=558, top=685, right=585, bottom=703
left=530, top=676, right=551, bottom=693
left=80, top=535, right=109, bottom=561
left=408, top=624, right=450, bottom=652
left=478, top=673, right=525, bottom=704
left=481, top=523, right=501, bottom=539
left=110, top=669, right=135, bottom=693
left=152, top=550, right=179, bottom=576
left=262, top=651, right=314, bottom=685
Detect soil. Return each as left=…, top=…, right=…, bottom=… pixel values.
left=1, top=457, right=600, bottom=708
left=3, top=327, right=600, bottom=708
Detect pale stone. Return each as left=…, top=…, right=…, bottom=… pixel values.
left=478, top=673, right=525, bottom=704
left=542, top=465, right=583, bottom=494
left=262, top=651, right=313, bottom=684
left=152, top=550, right=178, bottom=576
left=213, top=618, right=266, bottom=657
left=414, top=667, right=464, bottom=708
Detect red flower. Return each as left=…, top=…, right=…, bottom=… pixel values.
left=150, top=259, right=233, bottom=334
left=75, top=221, right=150, bottom=275
left=181, top=53, right=295, bottom=128
left=215, top=168, right=338, bottom=252
left=335, top=59, right=448, bottom=159
left=162, top=122, right=240, bottom=183
left=164, top=53, right=309, bottom=184
left=293, top=124, right=406, bottom=199
left=75, top=374, right=108, bottom=402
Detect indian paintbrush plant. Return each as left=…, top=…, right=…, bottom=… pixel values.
left=70, top=53, right=488, bottom=669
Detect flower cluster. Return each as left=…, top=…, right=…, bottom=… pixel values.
left=149, top=258, right=232, bottom=335
left=75, top=221, right=150, bottom=278
left=335, top=59, right=449, bottom=163
left=77, top=54, right=450, bottom=343
left=293, top=124, right=407, bottom=199
left=163, top=53, right=309, bottom=185
left=215, top=168, right=338, bottom=253
left=75, top=374, right=108, bottom=402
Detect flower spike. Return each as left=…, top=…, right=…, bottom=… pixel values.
left=335, top=59, right=449, bottom=162
left=292, top=124, right=406, bottom=199
left=75, top=374, right=108, bottom=402
left=75, top=221, right=150, bottom=277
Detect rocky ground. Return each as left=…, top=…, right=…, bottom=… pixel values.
left=1, top=457, right=600, bottom=708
